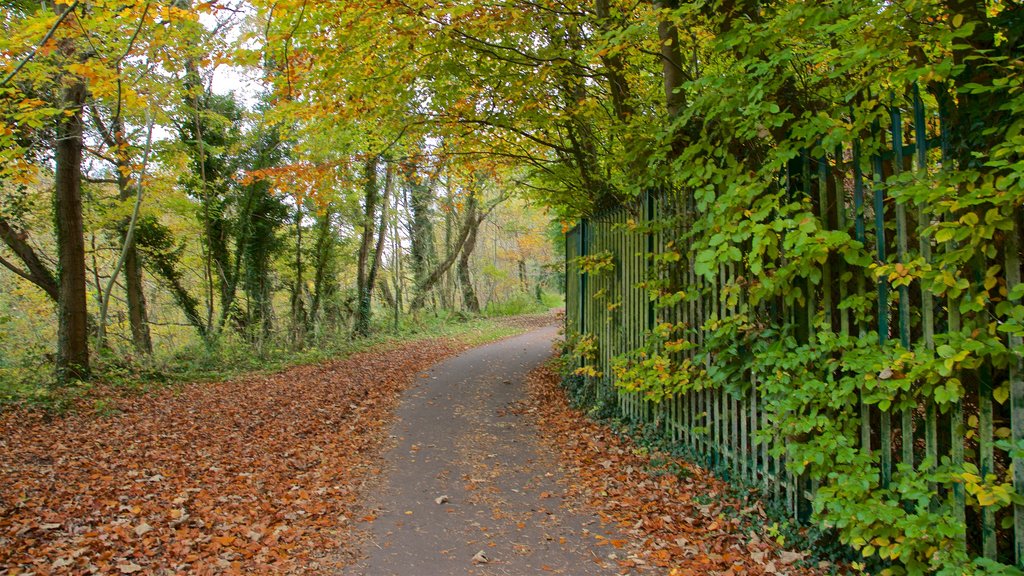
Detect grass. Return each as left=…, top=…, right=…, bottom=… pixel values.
left=0, top=311, right=541, bottom=413
left=484, top=290, right=562, bottom=317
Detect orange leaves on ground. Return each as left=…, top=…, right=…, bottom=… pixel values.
left=0, top=338, right=470, bottom=574
left=526, top=365, right=830, bottom=576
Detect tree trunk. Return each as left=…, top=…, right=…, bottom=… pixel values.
left=457, top=194, right=481, bottom=314
left=406, top=162, right=437, bottom=298
left=655, top=0, right=688, bottom=156
left=354, top=155, right=379, bottom=336
left=392, top=187, right=403, bottom=333
left=291, top=205, right=306, bottom=348
left=594, top=0, right=635, bottom=122
left=54, top=77, right=90, bottom=382
left=655, top=0, right=686, bottom=119
left=309, top=205, right=336, bottom=330
left=379, top=277, right=396, bottom=309
left=124, top=245, right=152, bottom=353
left=441, top=178, right=456, bottom=309
left=411, top=194, right=485, bottom=311
left=146, top=250, right=207, bottom=338
left=103, top=113, right=153, bottom=354
left=366, top=161, right=392, bottom=306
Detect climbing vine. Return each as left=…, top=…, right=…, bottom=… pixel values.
left=565, top=0, right=1024, bottom=572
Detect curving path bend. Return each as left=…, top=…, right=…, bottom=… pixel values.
left=347, top=325, right=627, bottom=576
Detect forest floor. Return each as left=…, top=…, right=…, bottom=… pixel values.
left=1, top=315, right=834, bottom=575
left=0, top=314, right=552, bottom=574
left=525, top=364, right=835, bottom=576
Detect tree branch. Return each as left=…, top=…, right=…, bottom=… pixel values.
left=0, top=0, right=80, bottom=88
left=0, top=254, right=35, bottom=284
left=0, top=216, right=59, bottom=301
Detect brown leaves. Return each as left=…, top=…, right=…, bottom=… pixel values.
left=0, top=337, right=471, bottom=574
left=525, top=365, right=829, bottom=576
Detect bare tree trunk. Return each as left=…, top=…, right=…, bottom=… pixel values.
left=124, top=246, right=152, bottom=352
left=457, top=194, right=481, bottom=313
left=655, top=0, right=688, bottom=157
left=411, top=194, right=489, bottom=311
left=54, top=76, right=90, bottom=382
left=97, top=111, right=153, bottom=354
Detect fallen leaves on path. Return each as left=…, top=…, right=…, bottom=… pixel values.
left=526, top=364, right=831, bottom=576
left=0, top=337, right=475, bottom=574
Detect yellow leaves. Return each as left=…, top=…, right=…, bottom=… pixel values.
left=155, top=4, right=198, bottom=23
left=196, top=1, right=219, bottom=14
left=17, top=97, right=46, bottom=110
left=993, top=382, right=1010, bottom=405
left=65, top=62, right=94, bottom=79
left=959, top=212, right=979, bottom=227
left=574, top=365, right=603, bottom=378
left=65, top=60, right=131, bottom=103
left=984, top=265, right=1002, bottom=292
left=956, top=462, right=1016, bottom=509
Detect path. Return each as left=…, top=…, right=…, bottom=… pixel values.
left=349, top=326, right=621, bottom=575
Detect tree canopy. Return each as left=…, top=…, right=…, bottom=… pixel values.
left=2, top=0, right=1023, bottom=571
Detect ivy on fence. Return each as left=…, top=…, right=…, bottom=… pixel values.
left=563, top=3, right=1024, bottom=571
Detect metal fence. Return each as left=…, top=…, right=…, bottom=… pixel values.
left=564, top=88, right=1024, bottom=566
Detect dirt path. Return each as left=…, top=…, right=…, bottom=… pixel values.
left=349, top=326, right=627, bottom=576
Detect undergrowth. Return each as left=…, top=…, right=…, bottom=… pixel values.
left=483, top=291, right=549, bottom=317
left=0, top=311, right=535, bottom=413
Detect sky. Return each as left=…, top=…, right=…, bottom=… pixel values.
left=201, top=6, right=263, bottom=110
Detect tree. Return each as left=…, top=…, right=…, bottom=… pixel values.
left=354, top=155, right=390, bottom=336
left=53, top=65, right=89, bottom=381
left=457, top=195, right=482, bottom=314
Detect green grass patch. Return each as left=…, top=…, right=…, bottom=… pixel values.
left=484, top=291, right=556, bottom=317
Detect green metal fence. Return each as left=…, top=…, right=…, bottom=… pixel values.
left=564, top=88, right=1024, bottom=566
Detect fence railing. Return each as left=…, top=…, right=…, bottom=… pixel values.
left=564, top=87, right=1024, bottom=569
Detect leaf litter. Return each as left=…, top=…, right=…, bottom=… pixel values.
left=0, top=336, right=480, bottom=574
left=525, top=363, right=835, bottom=576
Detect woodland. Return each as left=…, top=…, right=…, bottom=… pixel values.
left=0, top=0, right=564, bottom=392
left=2, top=0, right=1024, bottom=574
